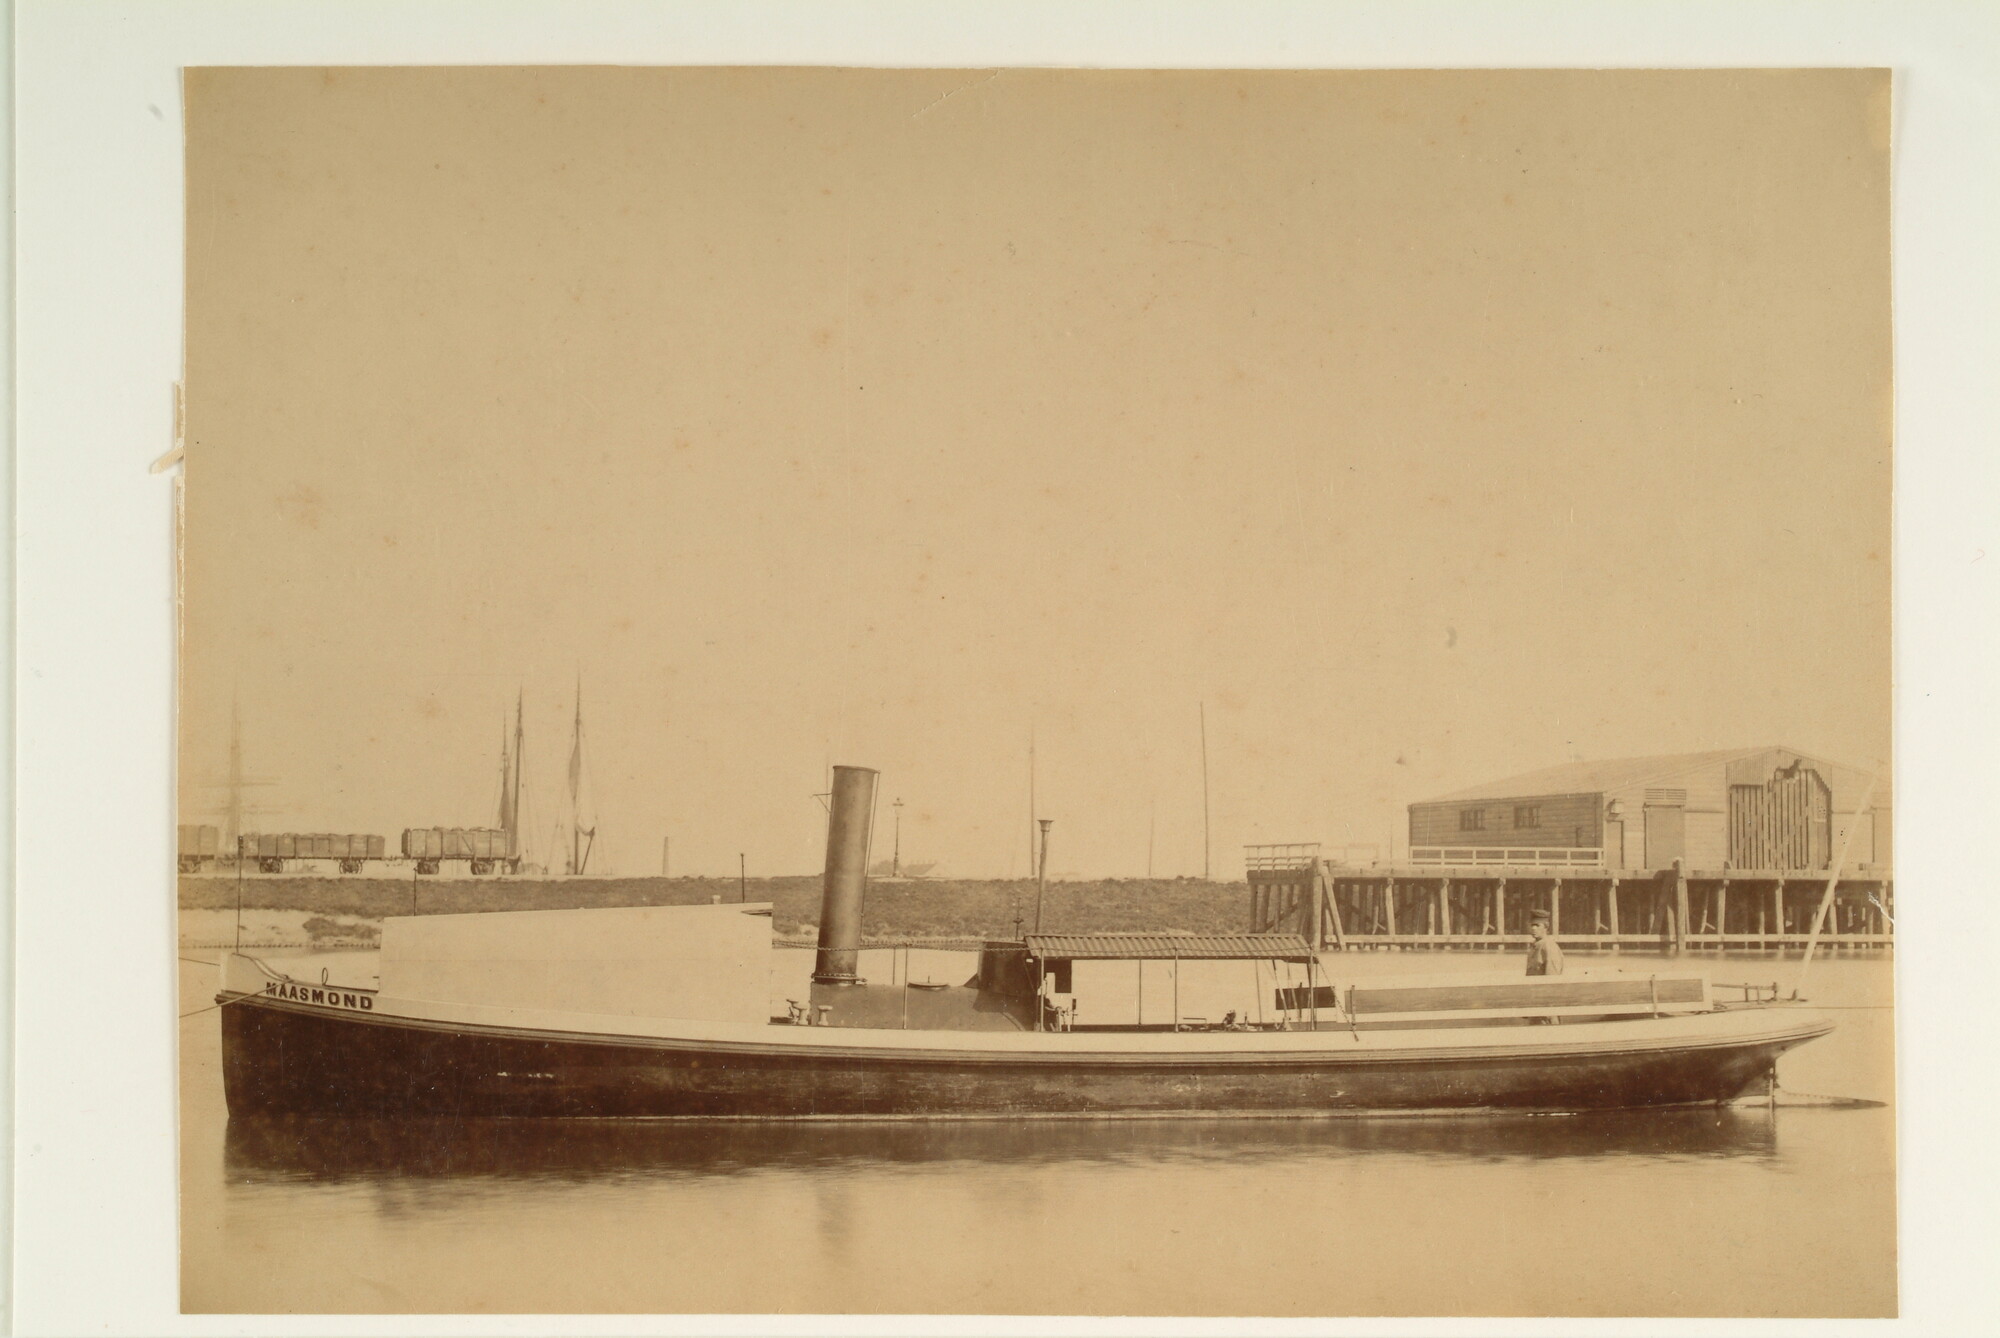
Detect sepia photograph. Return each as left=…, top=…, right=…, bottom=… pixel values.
left=170, top=65, right=1895, bottom=1317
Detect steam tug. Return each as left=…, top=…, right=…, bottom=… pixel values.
left=218, top=766, right=1831, bottom=1118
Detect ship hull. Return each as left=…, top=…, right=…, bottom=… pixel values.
left=219, top=989, right=1830, bottom=1119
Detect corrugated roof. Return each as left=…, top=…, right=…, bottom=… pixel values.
left=1023, top=932, right=1313, bottom=961
left=1418, top=745, right=1880, bottom=805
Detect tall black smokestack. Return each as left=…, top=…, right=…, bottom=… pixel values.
left=813, top=765, right=878, bottom=984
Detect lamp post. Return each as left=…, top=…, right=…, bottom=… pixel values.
left=892, top=797, right=904, bottom=878
left=1034, top=818, right=1053, bottom=933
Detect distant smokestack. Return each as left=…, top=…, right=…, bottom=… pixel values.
left=814, top=765, right=878, bottom=984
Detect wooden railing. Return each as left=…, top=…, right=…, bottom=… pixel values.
left=1409, top=847, right=1604, bottom=867
left=1244, top=843, right=1322, bottom=873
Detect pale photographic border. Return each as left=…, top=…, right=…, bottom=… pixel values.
left=14, top=2, right=2000, bottom=1334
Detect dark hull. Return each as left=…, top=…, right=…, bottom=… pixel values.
left=220, top=994, right=1829, bottom=1119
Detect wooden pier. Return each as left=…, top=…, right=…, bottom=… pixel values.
left=1246, top=846, right=1892, bottom=953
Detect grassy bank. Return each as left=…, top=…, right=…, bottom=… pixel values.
left=177, top=874, right=1253, bottom=940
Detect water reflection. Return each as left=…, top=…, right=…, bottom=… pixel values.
left=226, top=1104, right=1783, bottom=1186
left=186, top=954, right=1894, bottom=1316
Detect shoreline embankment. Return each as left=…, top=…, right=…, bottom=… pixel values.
left=178, top=873, right=1252, bottom=947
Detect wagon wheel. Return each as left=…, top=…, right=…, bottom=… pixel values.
left=469, top=859, right=492, bottom=876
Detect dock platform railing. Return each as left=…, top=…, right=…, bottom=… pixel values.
left=1410, top=847, right=1604, bottom=867
left=1246, top=852, right=1892, bottom=954
left=1244, top=843, right=1322, bottom=873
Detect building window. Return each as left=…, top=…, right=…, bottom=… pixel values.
left=1459, top=809, right=1486, bottom=832
left=1514, top=805, right=1540, bottom=829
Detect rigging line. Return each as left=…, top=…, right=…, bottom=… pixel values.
left=864, top=773, right=882, bottom=896
left=180, top=995, right=258, bottom=1020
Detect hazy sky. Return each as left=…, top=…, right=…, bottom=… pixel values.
left=180, top=67, right=1890, bottom=878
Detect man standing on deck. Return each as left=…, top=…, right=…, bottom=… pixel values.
left=1525, top=910, right=1566, bottom=977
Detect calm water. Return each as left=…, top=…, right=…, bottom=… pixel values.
left=178, top=948, right=1895, bottom=1316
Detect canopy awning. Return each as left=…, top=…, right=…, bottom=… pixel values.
left=1022, top=932, right=1313, bottom=962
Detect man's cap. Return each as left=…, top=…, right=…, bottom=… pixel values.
left=1529, top=910, right=1553, bottom=924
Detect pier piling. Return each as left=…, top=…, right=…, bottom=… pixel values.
left=1244, top=849, right=1890, bottom=954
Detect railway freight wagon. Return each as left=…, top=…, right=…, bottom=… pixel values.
left=238, top=832, right=387, bottom=874
left=177, top=824, right=220, bottom=872
left=401, top=827, right=518, bottom=875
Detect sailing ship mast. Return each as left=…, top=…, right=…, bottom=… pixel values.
left=497, top=691, right=525, bottom=865
left=199, top=692, right=279, bottom=858
left=514, top=691, right=525, bottom=863
left=567, top=676, right=596, bottom=875
left=226, top=695, right=245, bottom=853
left=497, top=720, right=512, bottom=832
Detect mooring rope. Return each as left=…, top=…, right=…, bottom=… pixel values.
left=179, top=994, right=259, bottom=1020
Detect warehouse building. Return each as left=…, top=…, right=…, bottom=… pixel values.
left=1407, top=746, right=1889, bottom=873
